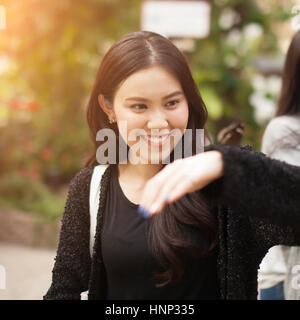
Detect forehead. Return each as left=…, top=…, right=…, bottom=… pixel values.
left=115, top=65, right=182, bottom=100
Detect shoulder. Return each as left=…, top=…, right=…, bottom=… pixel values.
left=69, top=166, right=94, bottom=190
left=262, top=115, right=300, bottom=154
left=264, top=116, right=288, bottom=138
left=65, top=167, right=98, bottom=206
left=263, top=115, right=300, bottom=140
left=69, top=164, right=112, bottom=199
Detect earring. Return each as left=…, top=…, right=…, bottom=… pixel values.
left=108, top=116, right=115, bottom=124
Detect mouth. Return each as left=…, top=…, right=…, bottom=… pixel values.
left=140, top=133, right=171, bottom=147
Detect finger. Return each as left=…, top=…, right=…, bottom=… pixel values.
left=163, top=178, right=194, bottom=205
left=152, top=160, right=202, bottom=209
left=148, top=175, right=196, bottom=217
left=139, top=160, right=183, bottom=211
left=147, top=171, right=186, bottom=215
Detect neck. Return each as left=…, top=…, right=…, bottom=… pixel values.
left=118, top=162, right=163, bottom=187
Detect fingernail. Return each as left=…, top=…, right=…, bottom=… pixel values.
left=137, top=205, right=144, bottom=214
left=137, top=205, right=149, bottom=219
left=143, top=209, right=149, bottom=218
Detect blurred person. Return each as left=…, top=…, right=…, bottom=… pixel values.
left=44, top=31, right=300, bottom=300
left=258, top=30, right=300, bottom=300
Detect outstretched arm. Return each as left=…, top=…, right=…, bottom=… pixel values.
left=203, top=144, right=300, bottom=228
left=139, top=144, right=300, bottom=228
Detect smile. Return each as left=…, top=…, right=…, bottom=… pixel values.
left=140, top=134, right=171, bottom=147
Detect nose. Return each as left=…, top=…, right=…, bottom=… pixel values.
left=147, top=111, right=169, bottom=130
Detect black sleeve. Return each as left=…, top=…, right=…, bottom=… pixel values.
left=43, top=168, right=92, bottom=300
left=202, top=144, right=300, bottom=230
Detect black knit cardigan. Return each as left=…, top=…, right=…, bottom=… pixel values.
left=43, top=144, right=300, bottom=300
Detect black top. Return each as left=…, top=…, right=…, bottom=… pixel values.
left=101, top=164, right=220, bottom=300
left=43, top=144, right=300, bottom=300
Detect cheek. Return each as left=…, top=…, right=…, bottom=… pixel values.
left=170, top=104, right=189, bottom=132
left=115, top=108, right=144, bottom=145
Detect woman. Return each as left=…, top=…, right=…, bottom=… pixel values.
left=258, top=30, right=300, bottom=300
left=44, top=31, right=300, bottom=300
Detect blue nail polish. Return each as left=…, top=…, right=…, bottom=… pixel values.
left=142, top=209, right=149, bottom=219
left=137, top=205, right=150, bottom=219
left=137, top=205, right=144, bottom=214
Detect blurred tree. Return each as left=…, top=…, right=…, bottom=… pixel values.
left=0, top=0, right=140, bottom=184
left=189, top=0, right=294, bottom=147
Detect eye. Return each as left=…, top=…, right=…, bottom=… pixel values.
left=131, top=104, right=147, bottom=111
left=166, top=99, right=180, bottom=107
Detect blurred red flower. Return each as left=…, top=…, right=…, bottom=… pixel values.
left=40, top=148, right=52, bottom=160
left=30, top=168, right=40, bottom=180
left=10, top=100, right=41, bottom=112
left=27, top=101, right=41, bottom=112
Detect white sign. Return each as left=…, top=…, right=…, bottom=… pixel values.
left=141, top=1, right=211, bottom=38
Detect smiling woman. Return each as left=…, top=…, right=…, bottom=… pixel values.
left=44, top=31, right=220, bottom=300
left=44, top=31, right=300, bottom=301
left=83, top=31, right=217, bottom=295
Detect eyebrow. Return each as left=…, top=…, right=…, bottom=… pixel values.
left=124, top=91, right=183, bottom=102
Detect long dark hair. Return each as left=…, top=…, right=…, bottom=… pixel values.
left=275, top=30, right=300, bottom=117
left=85, top=31, right=218, bottom=287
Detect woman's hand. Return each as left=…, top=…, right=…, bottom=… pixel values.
left=138, top=150, right=224, bottom=218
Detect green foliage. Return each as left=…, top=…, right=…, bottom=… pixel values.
left=0, top=171, right=65, bottom=221
left=186, top=0, right=294, bottom=148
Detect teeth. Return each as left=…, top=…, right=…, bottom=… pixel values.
left=141, top=135, right=169, bottom=144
